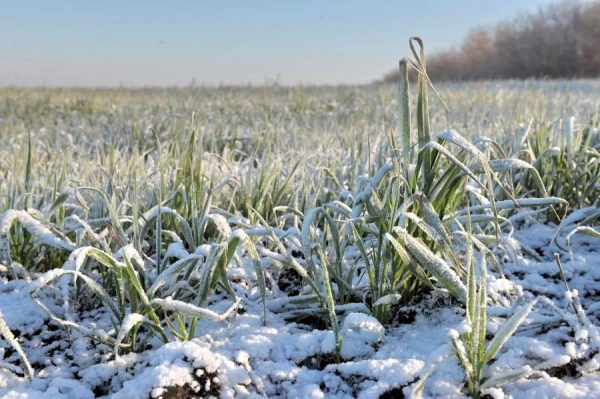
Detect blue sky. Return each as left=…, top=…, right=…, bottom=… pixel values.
left=0, top=0, right=557, bottom=87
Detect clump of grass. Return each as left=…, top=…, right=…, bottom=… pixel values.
left=28, top=211, right=265, bottom=354
left=512, top=117, right=600, bottom=222
left=291, top=37, right=562, bottom=326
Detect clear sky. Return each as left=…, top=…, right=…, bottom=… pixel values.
left=0, top=0, right=558, bottom=87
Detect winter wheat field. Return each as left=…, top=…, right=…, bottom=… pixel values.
left=1, top=68, right=600, bottom=398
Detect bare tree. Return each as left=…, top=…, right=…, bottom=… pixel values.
left=380, top=0, right=600, bottom=83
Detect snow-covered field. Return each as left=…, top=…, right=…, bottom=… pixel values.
left=1, top=223, right=600, bottom=398
left=0, top=79, right=599, bottom=398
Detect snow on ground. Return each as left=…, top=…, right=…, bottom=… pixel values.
left=0, top=223, right=599, bottom=398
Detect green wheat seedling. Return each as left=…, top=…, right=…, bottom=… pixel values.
left=413, top=239, right=537, bottom=398
left=451, top=263, right=536, bottom=397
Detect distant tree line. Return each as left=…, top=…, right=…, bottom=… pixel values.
left=381, top=0, right=600, bottom=82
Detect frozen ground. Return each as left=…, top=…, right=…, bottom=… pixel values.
left=0, top=223, right=599, bottom=399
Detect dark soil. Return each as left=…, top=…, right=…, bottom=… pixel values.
left=156, top=361, right=221, bottom=399
left=277, top=268, right=303, bottom=296
left=379, top=385, right=406, bottom=398
left=159, top=384, right=201, bottom=399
